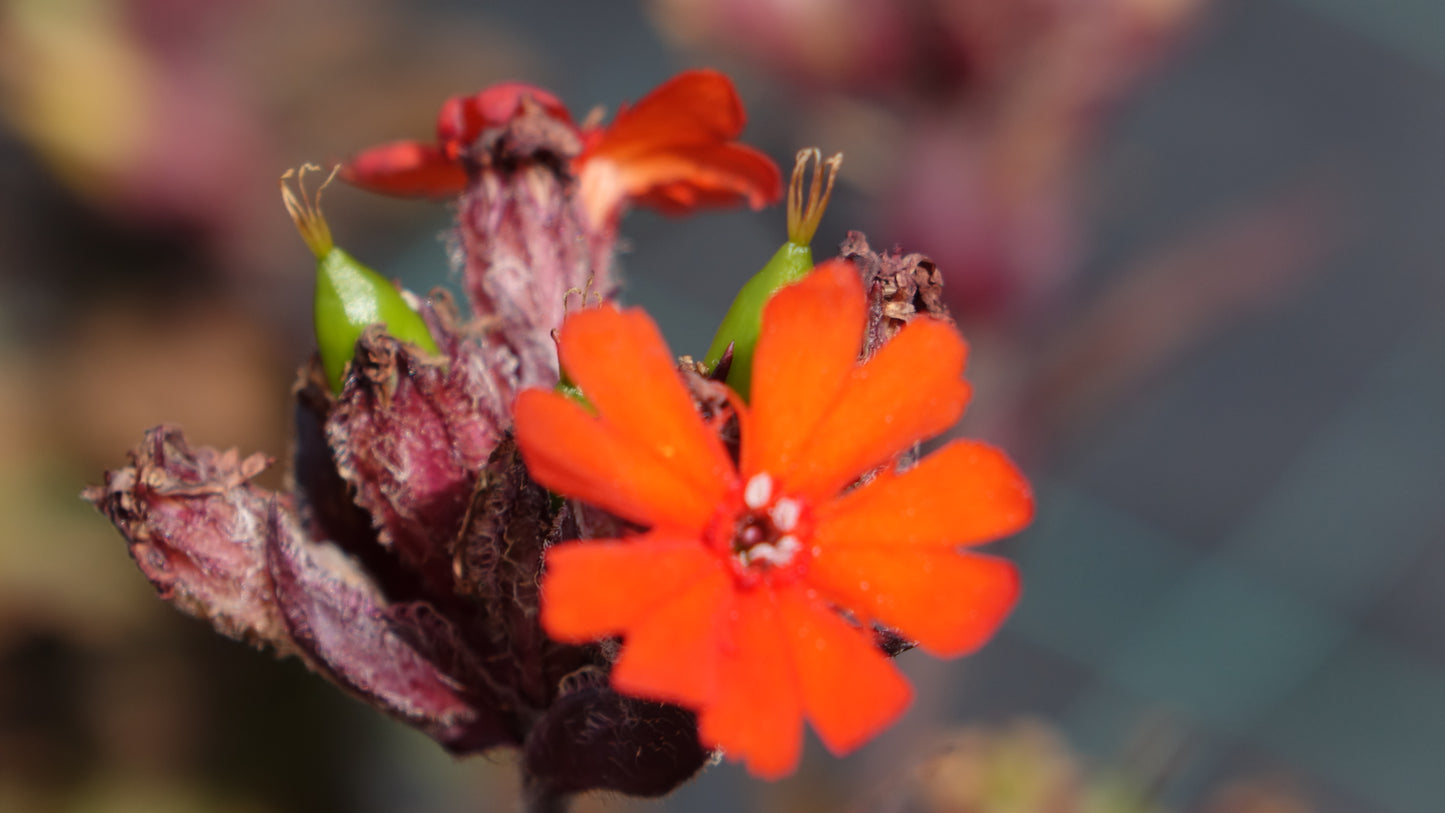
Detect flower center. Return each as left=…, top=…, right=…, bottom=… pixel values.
left=729, top=473, right=806, bottom=570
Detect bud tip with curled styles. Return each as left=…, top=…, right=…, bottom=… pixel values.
left=281, top=164, right=441, bottom=392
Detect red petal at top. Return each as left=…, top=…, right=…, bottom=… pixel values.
left=434, top=82, right=573, bottom=146
left=742, top=260, right=865, bottom=482
left=813, top=440, right=1033, bottom=550
left=339, top=140, right=469, bottom=199
left=575, top=69, right=782, bottom=226
left=590, top=69, right=746, bottom=161
left=783, top=316, right=972, bottom=502
left=556, top=304, right=736, bottom=509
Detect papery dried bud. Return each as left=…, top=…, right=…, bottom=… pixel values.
left=83, top=427, right=292, bottom=651
left=86, top=428, right=503, bottom=752
left=325, top=326, right=507, bottom=592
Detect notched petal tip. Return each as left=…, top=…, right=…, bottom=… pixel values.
left=814, top=440, right=1035, bottom=550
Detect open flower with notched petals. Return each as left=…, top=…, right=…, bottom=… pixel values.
left=514, top=260, right=1034, bottom=778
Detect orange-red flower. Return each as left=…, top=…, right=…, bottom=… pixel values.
left=513, top=260, right=1033, bottom=778
left=573, top=69, right=781, bottom=228
left=340, top=70, right=781, bottom=227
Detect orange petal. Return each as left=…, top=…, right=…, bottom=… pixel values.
left=784, top=317, right=972, bottom=501
left=813, top=441, right=1033, bottom=549
left=696, top=589, right=805, bottom=779
left=614, top=143, right=781, bottom=212
left=742, top=261, right=865, bottom=480
left=611, top=565, right=732, bottom=708
left=557, top=304, right=736, bottom=505
left=596, top=70, right=749, bottom=157
left=575, top=70, right=782, bottom=225
left=540, top=535, right=719, bottom=642
left=807, top=548, right=1019, bottom=658
left=514, top=389, right=718, bottom=530
left=340, top=140, right=468, bottom=199
left=776, top=586, right=912, bottom=755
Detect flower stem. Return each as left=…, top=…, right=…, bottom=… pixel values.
left=520, top=778, right=571, bottom=813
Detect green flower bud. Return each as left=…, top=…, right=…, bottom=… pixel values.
left=703, top=149, right=842, bottom=400
left=282, top=165, right=441, bottom=392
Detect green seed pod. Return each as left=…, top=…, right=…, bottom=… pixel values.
left=282, top=165, right=441, bottom=392
left=704, top=149, right=842, bottom=400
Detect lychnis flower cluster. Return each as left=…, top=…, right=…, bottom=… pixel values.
left=86, top=68, right=1033, bottom=806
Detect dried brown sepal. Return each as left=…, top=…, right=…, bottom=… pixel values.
left=840, top=230, right=952, bottom=359
left=839, top=231, right=951, bottom=655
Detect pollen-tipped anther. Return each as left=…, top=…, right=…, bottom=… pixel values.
left=770, top=498, right=801, bottom=533
left=744, top=472, right=774, bottom=510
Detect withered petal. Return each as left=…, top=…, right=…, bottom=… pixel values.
left=265, top=502, right=507, bottom=751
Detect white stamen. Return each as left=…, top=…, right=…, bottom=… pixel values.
left=744, top=472, right=773, bottom=509
left=744, top=543, right=783, bottom=567
left=770, top=498, right=801, bottom=532
left=775, top=535, right=800, bottom=558
left=739, top=536, right=802, bottom=568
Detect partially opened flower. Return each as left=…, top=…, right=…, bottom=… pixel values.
left=340, top=69, right=780, bottom=229
left=573, top=68, right=781, bottom=228
left=514, top=260, right=1033, bottom=778
left=338, top=70, right=781, bottom=394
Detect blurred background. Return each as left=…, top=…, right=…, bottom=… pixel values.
left=2, top=0, right=1442, bottom=810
